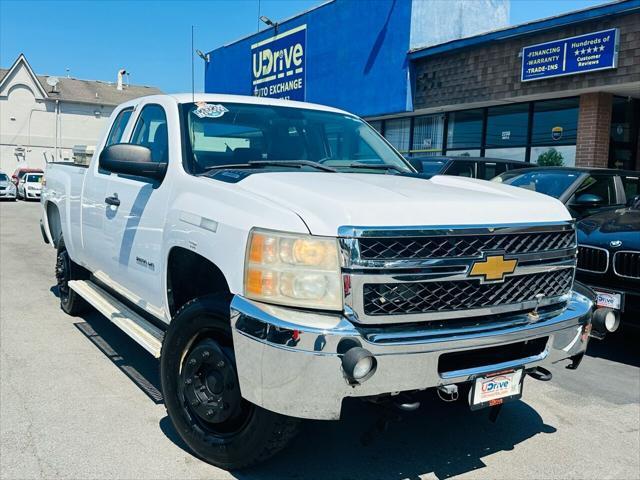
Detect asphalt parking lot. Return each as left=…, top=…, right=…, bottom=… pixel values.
left=1, top=200, right=639, bottom=480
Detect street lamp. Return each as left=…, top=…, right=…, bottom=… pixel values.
left=259, top=15, right=278, bottom=33
left=196, top=49, right=210, bottom=63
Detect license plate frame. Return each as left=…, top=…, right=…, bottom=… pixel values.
left=594, top=289, right=624, bottom=310
left=470, top=368, right=524, bottom=411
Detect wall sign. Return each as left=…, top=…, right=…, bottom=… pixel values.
left=251, top=24, right=306, bottom=101
left=521, top=28, right=618, bottom=82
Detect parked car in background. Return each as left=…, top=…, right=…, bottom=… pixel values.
left=575, top=196, right=640, bottom=329
left=407, top=156, right=531, bottom=180
left=0, top=171, right=17, bottom=200
left=18, top=172, right=44, bottom=200
left=493, top=167, right=640, bottom=219
left=11, top=167, right=43, bottom=186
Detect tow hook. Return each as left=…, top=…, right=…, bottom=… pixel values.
left=526, top=366, right=553, bottom=381
left=392, top=393, right=421, bottom=412
left=437, top=384, right=459, bottom=402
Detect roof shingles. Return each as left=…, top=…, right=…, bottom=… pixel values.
left=0, top=66, right=162, bottom=106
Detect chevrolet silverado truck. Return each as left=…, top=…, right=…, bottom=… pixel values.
left=41, top=94, right=594, bottom=469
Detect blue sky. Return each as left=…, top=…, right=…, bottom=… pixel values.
left=0, top=0, right=611, bottom=93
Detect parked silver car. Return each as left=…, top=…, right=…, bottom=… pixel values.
left=0, top=172, right=17, bottom=200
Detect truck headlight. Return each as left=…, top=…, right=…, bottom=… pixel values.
left=244, top=228, right=342, bottom=310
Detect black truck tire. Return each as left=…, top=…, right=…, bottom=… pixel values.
left=160, top=294, right=300, bottom=470
left=55, top=238, right=90, bottom=315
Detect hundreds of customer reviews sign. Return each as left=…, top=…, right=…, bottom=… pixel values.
left=521, top=28, right=618, bottom=82
left=251, top=24, right=306, bottom=101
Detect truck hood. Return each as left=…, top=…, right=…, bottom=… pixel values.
left=237, top=172, right=572, bottom=236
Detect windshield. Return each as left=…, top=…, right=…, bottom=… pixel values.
left=493, top=170, right=580, bottom=198
left=25, top=174, right=43, bottom=183
left=0, top=174, right=8, bottom=181
left=181, top=102, right=411, bottom=174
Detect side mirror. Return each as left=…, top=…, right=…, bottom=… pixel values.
left=99, top=144, right=167, bottom=181
left=572, top=193, right=603, bottom=206
left=407, top=158, right=424, bottom=173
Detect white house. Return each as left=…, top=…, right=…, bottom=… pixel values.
left=0, top=54, right=162, bottom=173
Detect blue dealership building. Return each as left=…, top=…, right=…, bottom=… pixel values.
left=205, top=0, right=640, bottom=170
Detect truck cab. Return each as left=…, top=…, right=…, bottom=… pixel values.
left=41, top=94, right=594, bottom=470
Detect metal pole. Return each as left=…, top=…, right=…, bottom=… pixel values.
left=191, top=25, right=195, bottom=102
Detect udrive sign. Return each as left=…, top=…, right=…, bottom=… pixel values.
left=251, top=24, right=306, bottom=101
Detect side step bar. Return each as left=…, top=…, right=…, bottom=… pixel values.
left=68, top=280, right=164, bottom=358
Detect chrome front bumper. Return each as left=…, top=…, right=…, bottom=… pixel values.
left=230, top=292, right=593, bottom=420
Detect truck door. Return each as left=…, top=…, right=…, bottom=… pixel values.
left=80, top=106, right=134, bottom=272
left=101, top=102, right=171, bottom=321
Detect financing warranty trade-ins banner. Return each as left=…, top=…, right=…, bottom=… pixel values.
left=521, top=28, right=618, bottom=82
left=251, top=24, right=306, bottom=101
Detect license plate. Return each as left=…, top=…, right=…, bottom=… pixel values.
left=595, top=290, right=622, bottom=310
left=470, top=368, right=524, bottom=410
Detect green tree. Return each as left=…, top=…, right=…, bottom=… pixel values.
left=537, top=148, right=564, bottom=166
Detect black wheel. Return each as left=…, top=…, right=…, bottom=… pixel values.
left=161, top=294, right=300, bottom=470
left=55, top=238, right=90, bottom=315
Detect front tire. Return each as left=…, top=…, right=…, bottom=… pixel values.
left=160, top=295, right=300, bottom=470
left=55, top=238, right=90, bottom=315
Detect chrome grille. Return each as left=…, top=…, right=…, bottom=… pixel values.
left=340, top=222, right=576, bottom=325
left=363, top=269, right=573, bottom=316
left=613, top=251, right=640, bottom=279
left=577, top=245, right=609, bottom=273
left=359, top=230, right=575, bottom=260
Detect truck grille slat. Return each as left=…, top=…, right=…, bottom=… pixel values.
left=363, top=269, right=573, bottom=316
left=358, top=230, right=575, bottom=260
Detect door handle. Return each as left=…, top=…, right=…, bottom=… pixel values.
left=105, top=194, right=120, bottom=207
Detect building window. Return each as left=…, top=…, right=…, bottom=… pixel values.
left=384, top=118, right=410, bottom=154
left=446, top=149, right=481, bottom=157
left=484, top=147, right=527, bottom=161
left=411, top=114, right=444, bottom=156
left=531, top=98, right=578, bottom=146
left=530, top=145, right=576, bottom=167
left=368, top=120, right=383, bottom=134
left=485, top=104, right=528, bottom=148
left=447, top=109, right=483, bottom=149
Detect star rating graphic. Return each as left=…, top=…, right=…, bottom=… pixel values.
left=574, top=45, right=606, bottom=56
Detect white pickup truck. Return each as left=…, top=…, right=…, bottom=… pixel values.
left=41, top=94, right=595, bottom=469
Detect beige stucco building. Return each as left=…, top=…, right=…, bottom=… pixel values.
left=0, top=54, right=162, bottom=173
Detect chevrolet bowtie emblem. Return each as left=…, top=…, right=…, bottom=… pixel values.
left=469, top=254, right=518, bottom=282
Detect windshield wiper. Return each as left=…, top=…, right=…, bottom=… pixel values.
left=347, top=162, right=405, bottom=173
left=248, top=160, right=337, bottom=172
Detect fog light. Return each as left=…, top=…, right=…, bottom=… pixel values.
left=592, top=307, right=620, bottom=334
left=341, top=347, right=377, bottom=384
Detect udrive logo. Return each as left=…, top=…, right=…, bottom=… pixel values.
left=481, top=376, right=510, bottom=393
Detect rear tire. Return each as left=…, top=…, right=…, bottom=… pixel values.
left=55, top=238, right=90, bottom=315
left=160, top=294, right=300, bottom=470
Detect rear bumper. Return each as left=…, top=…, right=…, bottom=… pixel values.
left=230, top=292, right=593, bottom=420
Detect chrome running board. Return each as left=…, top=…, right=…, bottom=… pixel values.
left=68, top=280, right=163, bottom=357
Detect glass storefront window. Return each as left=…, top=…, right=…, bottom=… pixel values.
left=368, top=120, right=383, bottom=134
left=531, top=98, right=578, bottom=146
left=445, top=149, right=481, bottom=157
left=484, top=147, right=526, bottom=161
left=384, top=118, right=410, bottom=153
left=412, top=114, right=444, bottom=156
left=530, top=145, right=576, bottom=167
left=486, top=104, right=528, bottom=147
left=447, top=109, right=483, bottom=149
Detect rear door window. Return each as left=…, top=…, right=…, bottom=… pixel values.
left=620, top=174, right=639, bottom=200
left=574, top=175, right=619, bottom=205
left=445, top=160, right=476, bottom=178
left=479, top=162, right=507, bottom=180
